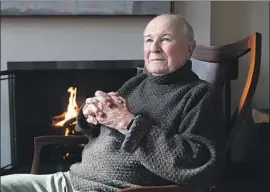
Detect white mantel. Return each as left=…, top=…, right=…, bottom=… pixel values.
left=1, top=1, right=269, bottom=167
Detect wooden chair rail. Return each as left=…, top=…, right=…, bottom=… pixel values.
left=227, top=32, right=262, bottom=150
left=118, top=185, right=193, bottom=192
left=192, top=36, right=250, bottom=63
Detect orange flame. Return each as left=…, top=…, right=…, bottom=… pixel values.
left=52, top=86, right=79, bottom=159
left=53, top=87, right=79, bottom=132
left=63, top=152, right=70, bottom=159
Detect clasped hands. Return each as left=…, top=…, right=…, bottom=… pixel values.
left=82, top=90, right=135, bottom=133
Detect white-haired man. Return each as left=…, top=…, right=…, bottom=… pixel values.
left=1, top=14, right=226, bottom=192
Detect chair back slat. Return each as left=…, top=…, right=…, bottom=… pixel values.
left=191, top=32, right=262, bottom=151
left=192, top=37, right=250, bottom=63
left=227, top=33, right=261, bottom=150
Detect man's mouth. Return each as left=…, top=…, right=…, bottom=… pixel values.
left=151, top=59, right=165, bottom=61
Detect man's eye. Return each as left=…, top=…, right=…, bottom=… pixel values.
left=145, top=39, right=152, bottom=43
left=162, top=38, right=171, bottom=42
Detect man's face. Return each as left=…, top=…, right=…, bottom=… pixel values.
left=143, top=16, right=193, bottom=76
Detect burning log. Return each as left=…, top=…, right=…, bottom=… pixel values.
left=62, top=117, right=77, bottom=136
left=63, top=117, right=77, bottom=128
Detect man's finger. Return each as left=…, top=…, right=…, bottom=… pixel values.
left=85, top=97, right=100, bottom=106
left=95, top=95, right=110, bottom=103
left=96, top=90, right=115, bottom=101
left=86, top=115, right=99, bottom=125
left=95, top=90, right=108, bottom=97
left=108, top=92, right=120, bottom=97
left=94, top=91, right=114, bottom=107
left=85, top=97, right=97, bottom=103
left=111, top=95, right=124, bottom=104
left=86, top=97, right=104, bottom=110
left=83, top=103, right=103, bottom=117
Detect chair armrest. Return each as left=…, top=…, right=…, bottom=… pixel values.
left=33, top=135, right=88, bottom=146
left=31, top=135, right=88, bottom=174
left=118, top=185, right=194, bottom=192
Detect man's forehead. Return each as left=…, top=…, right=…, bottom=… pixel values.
left=144, top=15, right=184, bottom=36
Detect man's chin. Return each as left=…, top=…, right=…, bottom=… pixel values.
left=151, top=73, right=165, bottom=76
left=149, top=69, right=168, bottom=76
left=145, top=65, right=169, bottom=76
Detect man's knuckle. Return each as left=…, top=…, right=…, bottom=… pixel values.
left=86, top=98, right=92, bottom=103
left=95, top=90, right=106, bottom=96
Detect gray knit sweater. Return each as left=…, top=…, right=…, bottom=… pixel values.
left=70, top=61, right=226, bottom=192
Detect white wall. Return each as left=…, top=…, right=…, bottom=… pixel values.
left=211, top=1, right=269, bottom=111
left=1, top=18, right=150, bottom=68
left=1, top=1, right=269, bottom=167
left=183, top=1, right=212, bottom=45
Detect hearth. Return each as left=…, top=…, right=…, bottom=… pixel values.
left=3, top=60, right=142, bottom=174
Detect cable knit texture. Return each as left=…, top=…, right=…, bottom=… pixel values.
left=70, top=61, right=226, bottom=192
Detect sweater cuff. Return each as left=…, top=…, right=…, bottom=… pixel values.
left=121, top=115, right=150, bottom=153
left=75, top=103, right=99, bottom=136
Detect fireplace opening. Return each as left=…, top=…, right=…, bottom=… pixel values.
left=7, top=60, right=142, bottom=173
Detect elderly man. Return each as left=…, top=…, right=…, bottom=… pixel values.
left=1, top=14, right=226, bottom=192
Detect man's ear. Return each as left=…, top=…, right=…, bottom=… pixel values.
left=187, top=40, right=196, bottom=58
left=188, top=40, right=196, bottom=53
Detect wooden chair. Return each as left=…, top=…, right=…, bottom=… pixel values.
left=31, top=32, right=262, bottom=192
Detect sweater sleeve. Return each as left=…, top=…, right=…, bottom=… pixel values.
left=75, top=103, right=100, bottom=138
left=121, top=87, right=226, bottom=188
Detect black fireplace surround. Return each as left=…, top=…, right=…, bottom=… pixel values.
left=4, top=60, right=143, bottom=173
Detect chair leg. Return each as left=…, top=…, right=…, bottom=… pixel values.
left=31, top=143, right=42, bottom=174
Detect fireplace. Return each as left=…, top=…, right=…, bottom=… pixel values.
left=5, top=60, right=142, bottom=173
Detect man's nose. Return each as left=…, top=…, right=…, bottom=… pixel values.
left=150, top=41, right=162, bottom=53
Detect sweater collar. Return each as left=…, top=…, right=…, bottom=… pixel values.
left=147, top=60, right=198, bottom=85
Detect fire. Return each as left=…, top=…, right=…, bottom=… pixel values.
left=51, top=86, right=80, bottom=160
left=53, top=86, right=79, bottom=136
left=63, top=153, right=70, bottom=160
